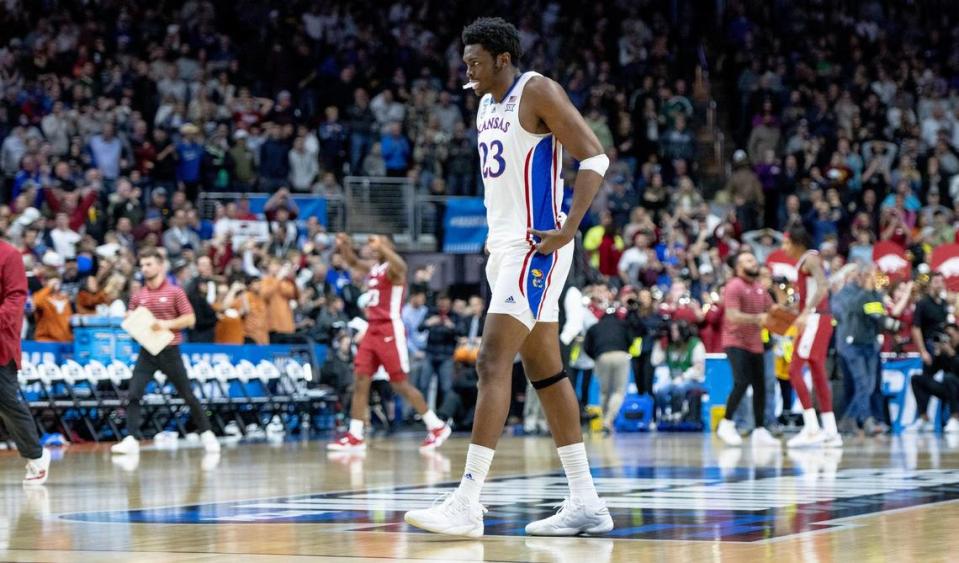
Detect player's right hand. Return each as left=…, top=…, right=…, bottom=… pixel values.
left=528, top=227, right=573, bottom=255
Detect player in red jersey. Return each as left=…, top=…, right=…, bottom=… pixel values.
left=327, top=234, right=451, bottom=452
left=782, top=225, right=842, bottom=449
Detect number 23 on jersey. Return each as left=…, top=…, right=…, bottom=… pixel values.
left=479, top=140, right=505, bottom=179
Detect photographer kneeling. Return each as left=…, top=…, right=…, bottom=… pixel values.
left=909, top=323, right=959, bottom=432
left=908, top=272, right=959, bottom=432
left=652, top=320, right=706, bottom=426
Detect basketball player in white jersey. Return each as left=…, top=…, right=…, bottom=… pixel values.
left=405, top=17, right=613, bottom=537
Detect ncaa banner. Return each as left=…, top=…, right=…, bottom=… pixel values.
left=443, top=197, right=488, bottom=254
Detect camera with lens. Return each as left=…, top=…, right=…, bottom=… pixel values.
left=932, top=332, right=951, bottom=345
left=879, top=316, right=901, bottom=333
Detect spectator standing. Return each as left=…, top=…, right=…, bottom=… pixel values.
left=242, top=276, right=269, bottom=345
left=318, top=106, right=348, bottom=174
left=289, top=136, right=319, bottom=192
left=32, top=270, right=73, bottom=343
left=174, top=124, right=204, bottom=202
left=185, top=256, right=219, bottom=343
left=259, top=123, right=292, bottom=193
left=229, top=130, right=257, bottom=191
left=418, top=293, right=460, bottom=411
left=261, top=258, right=297, bottom=343
left=403, top=288, right=431, bottom=417
left=88, top=122, right=125, bottom=182
left=381, top=122, right=411, bottom=177
left=583, top=303, right=632, bottom=434
left=347, top=88, right=377, bottom=173
left=0, top=237, right=51, bottom=484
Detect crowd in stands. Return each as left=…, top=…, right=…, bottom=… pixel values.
left=3, top=1, right=959, bottom=436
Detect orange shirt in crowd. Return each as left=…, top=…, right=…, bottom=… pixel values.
left=33, top=286, right=73, bottom=342
left=76, top=290, right=108, bottom=315
left=261, top=276, right=297, bottom=334
left=243, top=292, right=269, bottom=345
left=214, top=304, right=246, bottom=345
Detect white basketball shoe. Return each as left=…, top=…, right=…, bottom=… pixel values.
left=23, top=449, right=51, bottom=486
left=404, top=492, right=487, bottom=538
left=525, top=496, right=614, bottom=536
left=787, top=427, right=826, bottom=448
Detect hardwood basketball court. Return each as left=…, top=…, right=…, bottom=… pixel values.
left=2, top=433, right=958, bottom=561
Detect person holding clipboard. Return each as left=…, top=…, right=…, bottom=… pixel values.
left=112, top=248, right=220, bottom=456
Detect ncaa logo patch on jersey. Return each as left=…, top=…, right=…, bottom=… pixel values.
left=505, top=95, right=517, bottom=111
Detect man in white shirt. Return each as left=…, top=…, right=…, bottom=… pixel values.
left=618, top=231, right=653, bottom=286
left=49, top=212, right=81, bottom=259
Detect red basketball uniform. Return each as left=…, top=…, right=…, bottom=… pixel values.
left=794, top=250, right=832, bottom=361
left=354, top=262, right=410, bottom=381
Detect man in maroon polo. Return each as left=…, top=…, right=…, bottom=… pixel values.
left=0, top=237, right=50, bottom=485
left=716, top=250, right=780, bottom=448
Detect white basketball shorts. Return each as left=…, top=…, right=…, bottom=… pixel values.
left=486, top=243, right=574, bottom=330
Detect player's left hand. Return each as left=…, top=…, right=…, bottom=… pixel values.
left=528, top=227, right=574, bottom=255
left=152, top=320, right=169, bottom=331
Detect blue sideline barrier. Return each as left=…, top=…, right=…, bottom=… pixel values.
left=702, top=353, right=927, bottom=433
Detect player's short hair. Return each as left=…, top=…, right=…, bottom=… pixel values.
left=785, top=224, right=813, bottom=250
left=462, top=17, right=522, bottom=65
left=139, top=247, right=164, bottom=262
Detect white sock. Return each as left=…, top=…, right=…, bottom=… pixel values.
left=349, top=418, right=364, bottom=439
left=558, top=442, right=600, bottom=502
left=422, top=410, right=444, bottom=430
left=821, top=411, right=837, bottom=434
left=457, top=444, right=495, bottom=503
left=802, top=409, right=820, bottom=432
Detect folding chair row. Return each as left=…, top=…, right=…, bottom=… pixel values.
left=19, top=357, right=337, bottom=442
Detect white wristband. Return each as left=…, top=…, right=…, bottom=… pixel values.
left=579, top=154, right=610, bottom=177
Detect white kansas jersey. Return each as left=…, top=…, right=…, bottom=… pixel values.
left=476, top=71, right=573, bottom=330
left=476, top=71, right=565, bottom=252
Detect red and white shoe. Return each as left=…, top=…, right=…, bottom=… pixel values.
left=327, top=432, right=367, bottom=452
left=23, top=449, right=51, bottom=486
left=420, top=424, right=452, bottom=451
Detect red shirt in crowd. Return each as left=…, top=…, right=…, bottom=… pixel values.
left=721, top=275, right=772, bottom=354
left=699, top=302, right=725, bottom=353
left=597, top=234, right=622, bottom=277
left=0, top=240, right=28, bottom=369
left=128, top=279, right=194, bottom=346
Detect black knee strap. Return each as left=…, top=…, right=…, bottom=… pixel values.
left=531, top=370, right=568, bottom=390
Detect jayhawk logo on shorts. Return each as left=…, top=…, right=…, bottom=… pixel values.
left=531, top=268, right=544, bottom=288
